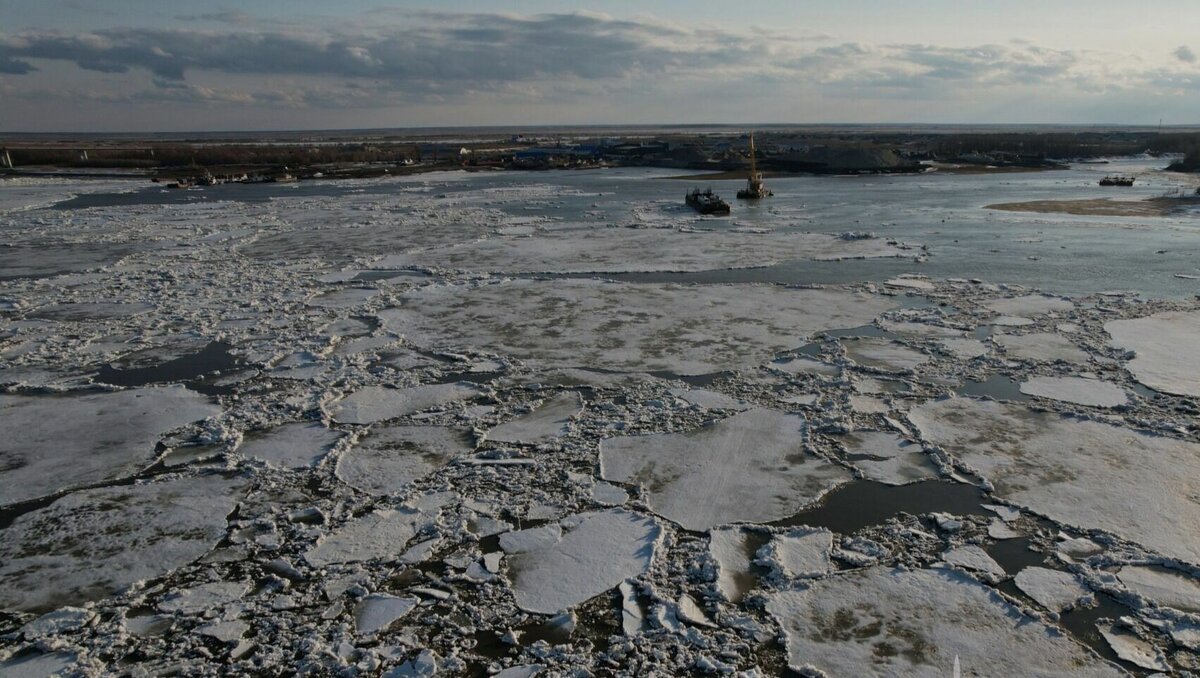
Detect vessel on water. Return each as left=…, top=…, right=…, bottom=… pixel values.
left=737, top=133, right=772, bottom=199
left=686, top=188, right=731, bottom=215
left=1099, top=175, right=1135, bottom=186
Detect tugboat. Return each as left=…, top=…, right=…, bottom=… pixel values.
left=686, top=188, right=731, bottom=215
left=737, top=133, right=772, bottom=199
left=1099, top=175, right=1135, bottom=186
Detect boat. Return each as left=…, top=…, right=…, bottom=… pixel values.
left=736, top=133, right=772, bottom=199
left=1099, top=175, right=1135, bottom=186
left=686, top=188, right=731, bottom=215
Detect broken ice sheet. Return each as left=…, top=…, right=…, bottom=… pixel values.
left=1106, top=309, right=1200, bottom=397
left=910, top=397, right=1200, bottom=564
left=600, top=408, right=851, bottom=530
left=504, top=509, right=661, bottom=614
left=336, top=425, right=474, bottom=496
left=1018, top=376, right=1128, bottom=408
left=485, top=391, right=582, bottom=444
left=329, top=383, right=480, bottom=424
left=374, top=227, right=916, bottom=274
left=0, top=473, right=245, bottom=612
left=238, top=422, right=343, bottom=469
left=841, top=431, right=939, bottom=485
left=0, top=385, right=220, bottom=506
left=379, top=280, right=895, bottom=374
left=983, top=294, right=1074, bottom=317
left=766, top=567, right=1121, bottom=677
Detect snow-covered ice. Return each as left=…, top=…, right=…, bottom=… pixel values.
left=764, top=527, right=833, bottom=578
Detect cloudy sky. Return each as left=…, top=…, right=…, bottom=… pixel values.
left=2, top=0, right=1199, bottom=132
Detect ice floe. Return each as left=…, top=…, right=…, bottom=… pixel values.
left=485, top=391, right=582, bottom=444
left=994, top=332, right=1089, bottom=363
left=1018, top=376, right=1128, bottom=407
left=766, top=567, right=1121, bottom=676
left=841, top=337, right=930, bottom=373
left=329, top=383, right=480, bottom=424
left=304, top=508, right=428, bottom=567
left=910, top=397, right=1200, bottom=564
left=841, top=431, right=939, bottom=485
left=1117, top=565, right=1200, bottom=613
left=1013, top=567, right=1093, bottom=612
left=983, top=294, right=1074, bottom=317
left=0, top=385, right=220, bottom=505
left=600, top=408, right=850, bottom=530
left=1106, top=310, right=1200, bottom=397
left=0, top=473, right=245, bottom=612
left=238, top=421, right=343, bottom=469
left=505, top=509, right=662, bottom=614
left=335, top=425, right=474, bottom=496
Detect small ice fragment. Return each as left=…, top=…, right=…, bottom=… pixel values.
left=677, top=594, right=716, bottom=628
left=619, top=581, right=644, bottom=636
left=988, top=519, right=1023, bottom=540
left=592, top=481, right=629, bottom=506
left=384, top=649, right=440, bottom=677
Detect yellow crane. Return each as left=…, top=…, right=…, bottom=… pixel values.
left=737, top=133, right=772, bottom=199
